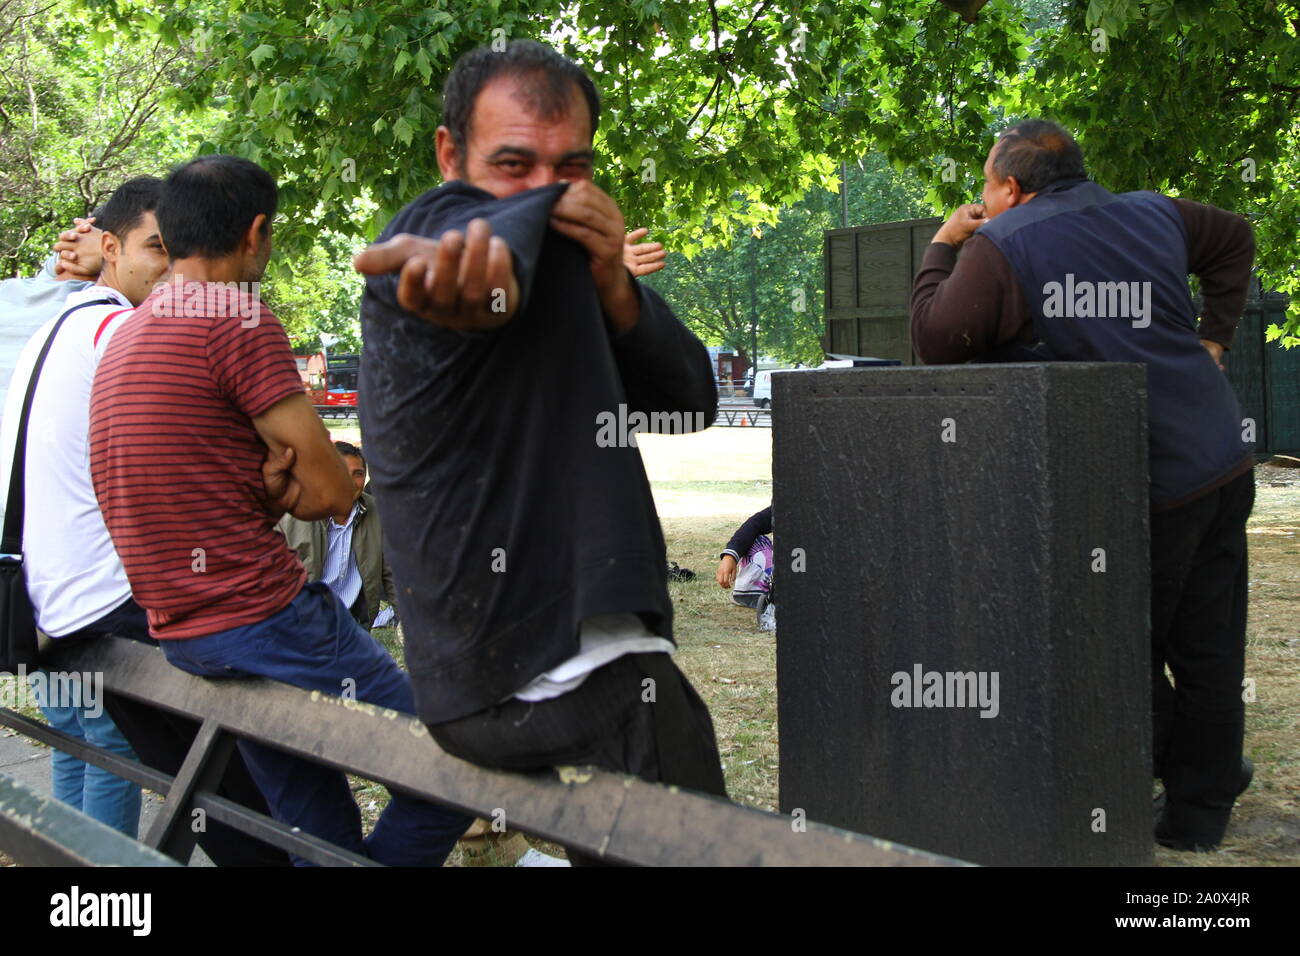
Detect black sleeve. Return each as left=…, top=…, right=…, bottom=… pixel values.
left=609, top=280, right=718, bottom=422
left=722, top=505, right=773, bottom=559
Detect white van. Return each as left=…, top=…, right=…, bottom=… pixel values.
left=753, top=360, right=875, bottom=408
left=754, top=367, right=812, bottom=408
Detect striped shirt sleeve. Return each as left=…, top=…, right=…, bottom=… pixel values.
left=205, top=299, right=304, bottom=419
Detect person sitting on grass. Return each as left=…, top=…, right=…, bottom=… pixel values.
left=716, top=505, right=775, bottom=629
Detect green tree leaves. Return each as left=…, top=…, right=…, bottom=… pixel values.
left=11, top=0, right=1296, bottom=342
left=79, top=0, right=1026, bottom=262
left=1017, top=0, right=1299, bottom=325
left=646, top=153, right=932, bottom=366
left=0, top=0, right=218, bottom=274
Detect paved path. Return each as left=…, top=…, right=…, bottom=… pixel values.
left=0, top=727, right=212, bottom=865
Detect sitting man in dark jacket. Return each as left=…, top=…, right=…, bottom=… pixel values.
left=277, top=441, right=395, bottom=632
left=353, top=39, right=727, bottom=865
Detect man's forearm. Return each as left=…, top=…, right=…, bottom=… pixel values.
left=254, top=395, right=357, bottom=521
left=286, top=471, right=354, bottom=521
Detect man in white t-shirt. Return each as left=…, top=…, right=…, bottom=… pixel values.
left=1, top=179, right=173, bottom=636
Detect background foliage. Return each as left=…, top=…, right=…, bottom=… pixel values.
left=2, top=0, right=1296, bottom=357
left=0, top=0, right=214, bottom=274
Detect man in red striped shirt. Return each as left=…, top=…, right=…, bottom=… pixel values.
left=89, top=155, right=472, bottom=865
left=3, top=176, right=291, bottom=865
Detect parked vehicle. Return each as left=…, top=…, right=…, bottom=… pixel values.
left=754, top=358, right=901, bottom=409
left=296, top=351, right=360, bottom=418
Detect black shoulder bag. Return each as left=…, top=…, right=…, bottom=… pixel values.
left=1, top=298, right=114, bottom=669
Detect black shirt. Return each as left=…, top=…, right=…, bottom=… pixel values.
left=359, top=181, right=717, bottom=723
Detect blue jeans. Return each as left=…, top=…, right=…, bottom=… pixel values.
left=35, top=597, right=146, bottom=838
left=32, top=672, right=141, bottom=839
left=160, top=582, right=472, bottom=866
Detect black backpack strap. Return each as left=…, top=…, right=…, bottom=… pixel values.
left=2, top=298, right=117, bottom=554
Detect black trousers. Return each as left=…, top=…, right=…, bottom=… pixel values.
left=1150, top=468, right=1254, bottom=837
left=58, top=597, right=291, bottom=866
left=428, top=652, right=728, bottom=866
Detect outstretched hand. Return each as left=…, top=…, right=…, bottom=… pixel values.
left=353, top=218, right=519, bottom=331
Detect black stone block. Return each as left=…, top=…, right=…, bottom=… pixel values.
left=774, top=363, right=1152, bottom=866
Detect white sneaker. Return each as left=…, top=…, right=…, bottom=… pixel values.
left=515, top=847, right=571, bottom=867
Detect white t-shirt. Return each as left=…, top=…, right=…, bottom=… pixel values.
left=0, top=284, right=136, bottom=636
left=513, top=612, right=674, bottom=702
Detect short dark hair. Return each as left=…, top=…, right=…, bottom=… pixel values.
left=156, top=154, right=278, bottom=260
left=441, top=39, right=600, bottom=160
left=96, top=177, right=163, bottom=239
left=992, top=120, right=1086, bottom=194
left=335, top=441, right=365, bottom=469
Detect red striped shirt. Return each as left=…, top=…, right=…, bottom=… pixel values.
left=88, top=281, right=307, bottom=639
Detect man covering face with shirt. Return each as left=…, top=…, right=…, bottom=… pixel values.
left=355, top=39, right=727, bottom=865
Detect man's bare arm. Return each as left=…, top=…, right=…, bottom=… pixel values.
left=253, top=392, right=355, bottom=521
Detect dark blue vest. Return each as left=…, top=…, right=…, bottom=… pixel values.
left=978, top=179, right=1250, bottom=506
